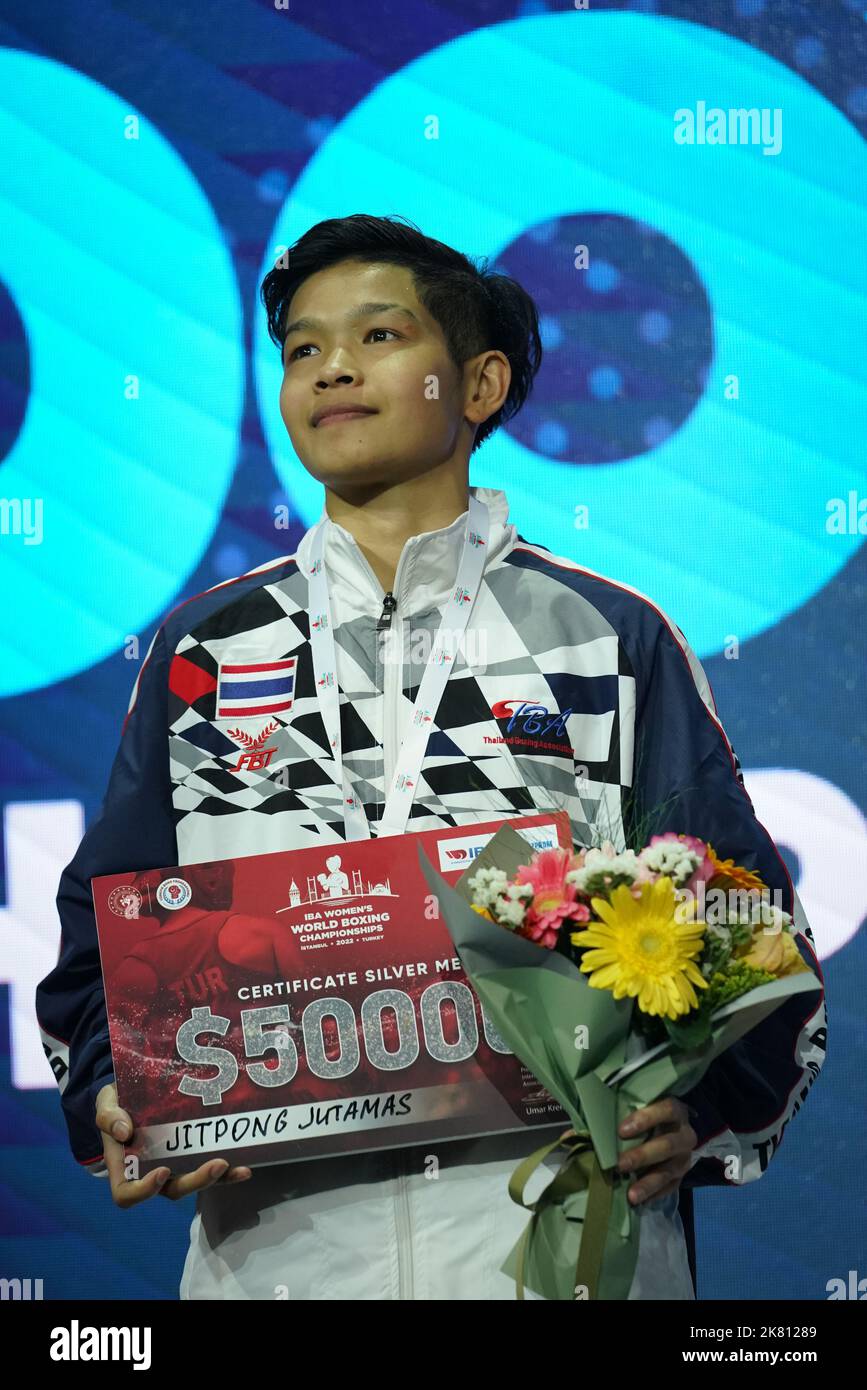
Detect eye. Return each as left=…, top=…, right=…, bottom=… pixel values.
left=285, top=327, right=399, bottom=363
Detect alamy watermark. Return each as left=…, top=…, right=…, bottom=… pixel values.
left=378, top=624, right=489, bottom=673
left=674, top=102, right=782, bottom=157
left=0, top=496, right=43, bottom=545
left=0, top=1276, right=43, bottom=1299
left=674, top=881, right=789, bottom=930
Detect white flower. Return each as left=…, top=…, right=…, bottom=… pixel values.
left=566, top=848, right=643, bottom=892
left=705, top=922, right=731, bottom=942
left=467, top=866, right=509, bottom=889
left=495, top=896, right=529, bottom=928
left=466, top=866, right=510, bottom=908
left=638, top=842, right=701, bottom=885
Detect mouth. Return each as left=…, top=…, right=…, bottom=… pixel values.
left=313, top=409, right=378, bottom=428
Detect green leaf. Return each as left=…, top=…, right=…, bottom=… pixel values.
left=662, top=1009, right=713, bottom=1049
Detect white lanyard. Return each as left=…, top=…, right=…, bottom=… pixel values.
left=307, top=494, right=490, bottom=841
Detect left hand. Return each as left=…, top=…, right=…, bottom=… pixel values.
left=617, top=1098, right=697, bottom=1206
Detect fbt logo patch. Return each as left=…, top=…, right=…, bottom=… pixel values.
left=227, top=719, right=279, bottom=771
left=437, top=823, right=559, bottom=872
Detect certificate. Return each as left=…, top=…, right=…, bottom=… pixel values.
left=92, top=811, right=573, bottom=1176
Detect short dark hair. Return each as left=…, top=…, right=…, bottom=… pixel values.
left=260, top=213, right=543, bottom=454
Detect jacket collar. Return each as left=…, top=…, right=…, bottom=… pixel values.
left=295, top=486, right=517, bottom=619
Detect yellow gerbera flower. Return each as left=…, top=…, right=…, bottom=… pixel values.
left=569, top=876, right=708, bottom=1020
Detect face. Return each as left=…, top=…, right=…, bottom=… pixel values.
left=186, top=861, right=234, bottom=910
left=278, top=260, right=475, bottom=497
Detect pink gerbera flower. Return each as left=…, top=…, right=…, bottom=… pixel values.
left=513, top=848, right=591, bottom=949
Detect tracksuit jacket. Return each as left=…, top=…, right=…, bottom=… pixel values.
left=35, top=486, right=827, bottom=1300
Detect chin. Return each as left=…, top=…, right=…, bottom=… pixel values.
left=316, top=460, right=396, bottom=487
left=301, top=446, right=380, bottom=472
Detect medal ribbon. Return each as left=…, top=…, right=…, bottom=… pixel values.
left=307, top=494, right=490, bottom=840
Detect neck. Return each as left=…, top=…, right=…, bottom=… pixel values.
left=324, top=465, right=470, bottom=594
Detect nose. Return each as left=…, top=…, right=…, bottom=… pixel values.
left=316, top=344, right=361, bottom=386
left=317, top=367, right=356, bottom=388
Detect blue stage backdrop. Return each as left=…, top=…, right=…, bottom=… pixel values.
left=1, top=0, right=864, bottom=1300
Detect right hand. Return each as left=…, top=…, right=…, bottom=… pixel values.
left=95, top=1083, right=252, bottom=1207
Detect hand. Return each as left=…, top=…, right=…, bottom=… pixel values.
left=95, top=1083, right=252, bottom=1207
left=616, top=1097, right=697, bottom=1206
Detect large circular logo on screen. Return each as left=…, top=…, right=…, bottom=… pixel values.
left=0, top=52, right=244, bottom=697
left=255, top=12, right=867, bottom=656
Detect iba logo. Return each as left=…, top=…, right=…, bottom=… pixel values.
left=227, top=718, right=279, bottom=771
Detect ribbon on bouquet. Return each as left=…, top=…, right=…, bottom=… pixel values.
left=507, top=1127, right=615, bottom=1301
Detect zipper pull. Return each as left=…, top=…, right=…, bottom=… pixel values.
left=376, top=591, right=397, bottom=631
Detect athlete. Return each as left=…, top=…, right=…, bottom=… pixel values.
left=36, top=213, right=826, bottom=1300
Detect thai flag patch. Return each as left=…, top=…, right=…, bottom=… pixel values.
left=216, top=656, right=298, bottom=718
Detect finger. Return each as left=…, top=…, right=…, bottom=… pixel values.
left=102, top=1128, right=125, bottom=1188
left=619, top=1097, right=688, bottom=1138
left=158, top=1159, right=235, bottom=1201
left=102, top=1120, right=165, bottom=1208
left=618, top=1128, right=695, bottom=1175
left=95, top=1089, right=172, bottom=1208
left=103, top=1128, right=172, bottom=1209
left=96, top=1101, right=135, bottom=1145
left=189, top=1165, right=253, bottom=1188
left=220, top=1167, right=252, bottom=1184
left=625, top=1166, right=682, bottom=1206
left=111, top=1163, right=173, bottom=1210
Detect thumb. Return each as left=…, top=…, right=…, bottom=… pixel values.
left=95, top=1083, right=134, bottom=1142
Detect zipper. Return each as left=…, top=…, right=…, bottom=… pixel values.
left=376, top=591, right=397, bottom=631
left=375, top=545, right=409, bottom=817
left=383, top=600, right=413, bottom=1297
left=374, top=564, right=413, bottom=1296
left=380, top=601, right=403, bottom=802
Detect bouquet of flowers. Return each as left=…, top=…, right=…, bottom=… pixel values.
left=416, top=820, right=821, bottom=1301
